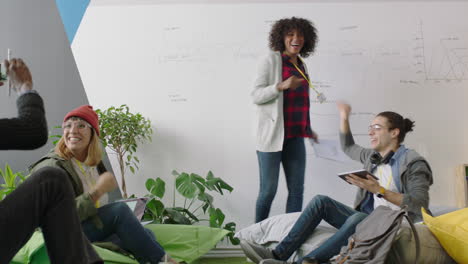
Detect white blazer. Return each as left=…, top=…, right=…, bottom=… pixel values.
left=251, top=52, right=309, bottom=152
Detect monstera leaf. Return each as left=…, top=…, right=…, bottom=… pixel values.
left=175, top=172, right=205, bottom=199
left=205, top=171, right=233, bottom=195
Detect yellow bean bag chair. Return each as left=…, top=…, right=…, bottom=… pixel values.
left=422, top=208, right=468, bottom=264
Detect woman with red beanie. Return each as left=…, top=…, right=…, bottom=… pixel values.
left=30, top=105, right=178, bottom=264
left=0, top=59, right=102, bottom=264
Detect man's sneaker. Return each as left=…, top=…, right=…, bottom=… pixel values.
left=259, top=259, right=291, bottom=264
left=240, top=240, right=275, bottom=264
left=301, top=257, right=319, bottom=264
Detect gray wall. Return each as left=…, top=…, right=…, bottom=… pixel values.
left=0, top=0, right=121, bottom=200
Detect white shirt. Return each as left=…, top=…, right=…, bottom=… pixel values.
left=373, top=164, right=400, bottom=210
left=71, top=158, right=109, bottom=207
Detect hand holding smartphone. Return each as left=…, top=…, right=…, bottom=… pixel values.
left=0, top=62, right=7, bottom=82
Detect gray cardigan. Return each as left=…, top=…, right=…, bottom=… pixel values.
left=340, top=131, right=433, bottom=222
left=251, top=51, right=310, bottom=152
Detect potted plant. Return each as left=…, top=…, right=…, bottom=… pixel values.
left=144, top=170, right=240, bottom=245
left=96, top=105, right=152, bottom=198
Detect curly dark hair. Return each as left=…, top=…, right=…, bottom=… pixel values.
left=269, top=17, right=318, bottom=58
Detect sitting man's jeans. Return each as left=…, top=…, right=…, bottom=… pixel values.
left=273, top=195, right=368, bottom=263
left=82, top=202, right=165, bottom=264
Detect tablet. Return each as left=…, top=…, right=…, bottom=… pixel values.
left=117, top=197, right=148, bottom=221
left=338, top=169, right=378, bottom=184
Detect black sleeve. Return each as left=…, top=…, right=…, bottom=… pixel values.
left=0, top=92, right=48, bottom=150
left=97, top=161, right=108, bottom=174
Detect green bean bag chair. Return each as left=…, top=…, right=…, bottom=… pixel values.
left=12, top=224, right=230, bottom=264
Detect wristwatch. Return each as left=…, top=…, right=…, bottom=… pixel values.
left=376, top=186, right=386, bottom=198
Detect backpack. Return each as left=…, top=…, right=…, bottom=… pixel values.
left=331, top=205, right=420, bottom=264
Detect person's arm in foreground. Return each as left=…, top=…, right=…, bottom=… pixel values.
left=0, top=58, right=47, bottom=150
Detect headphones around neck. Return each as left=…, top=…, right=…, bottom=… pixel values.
left=370, top=151, right=395, bottom=166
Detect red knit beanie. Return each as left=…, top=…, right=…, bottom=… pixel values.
left=63, top=105, right=100, bottom=136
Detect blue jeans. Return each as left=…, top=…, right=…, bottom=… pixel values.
left=82, top=202, right=165, bottom=264
left=273, top=195, right=368, bottom=263
left=256, top=137, right=306, bottom=223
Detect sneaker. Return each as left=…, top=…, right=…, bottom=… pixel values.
left=240, top=240, right=275, bottom=264
left=301, top=257, right=319, bottom=264
left=259, top=259, right=291, bottom=264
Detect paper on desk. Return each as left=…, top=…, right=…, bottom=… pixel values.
left=310, top=138, right=352, bottom=163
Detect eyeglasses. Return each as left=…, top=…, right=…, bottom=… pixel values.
left=368, top=124, right=386, bottom=132
left=62, top=121, right=92, bottom=131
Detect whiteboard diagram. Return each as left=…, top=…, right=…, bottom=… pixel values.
left=415, top=21, right=468, bottom=82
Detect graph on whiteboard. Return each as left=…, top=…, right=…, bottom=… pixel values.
left=415, top=21, right=468, bottom=82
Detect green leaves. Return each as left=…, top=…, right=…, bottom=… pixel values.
left=175, top=172, right=205, bottom=199
left=164, top=208, right=195, bottom=225
left=198, top=192, right=214, bottom=213
left=223, top=222, right=241, bottom=245
left=0, top=164, right=28, bottom=201
left=141, top=170, right=240, bottom=245
left=145, top=178, right=165, bottom=198
left=96, top=105, right=153, bottom=156
left=205, top=171, right=233, bottom=195
left=96, top=104, right=153, bottom=198
left=209, top=207, right=225, bottom=228
left=145, top=198, right=165, bottom=223
left=49, top=125, right=62, bottom=146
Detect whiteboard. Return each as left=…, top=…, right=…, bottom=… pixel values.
left=72, top=1, right=468, bottom=229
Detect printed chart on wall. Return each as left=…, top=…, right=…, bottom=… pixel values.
left=73, top=1, right=468, bottom=229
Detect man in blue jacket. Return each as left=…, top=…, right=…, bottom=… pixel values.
left=241, top=102, right=433, bottom=264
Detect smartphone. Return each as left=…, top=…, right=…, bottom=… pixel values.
left=0, top=62, right=7, bottom=82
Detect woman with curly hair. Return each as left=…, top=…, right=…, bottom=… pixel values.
left=251, top=17, right=319, bottom=223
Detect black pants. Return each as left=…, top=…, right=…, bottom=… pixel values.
left=0, top=167, right=103, bottom=264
